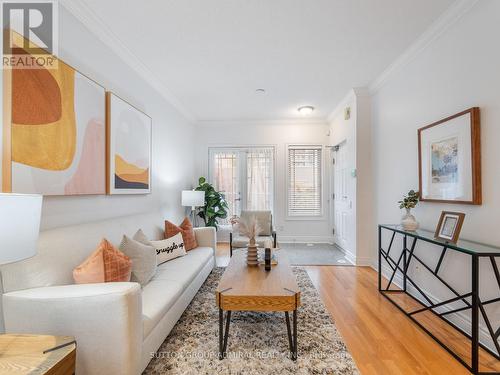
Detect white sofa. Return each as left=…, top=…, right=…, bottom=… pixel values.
left=0, top=212, right=216, bottom=375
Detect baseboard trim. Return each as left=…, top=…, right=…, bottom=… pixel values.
left=354, top=256, right=372, bottom=266
left=279, top=236, right=335, bottom=243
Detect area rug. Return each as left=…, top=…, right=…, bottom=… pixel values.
left=143, top=267, right=359, bottom=375
left=281, top=243, right=352, bottom=266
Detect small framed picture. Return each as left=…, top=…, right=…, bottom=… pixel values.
left=434, top=211, right=466, bottom=243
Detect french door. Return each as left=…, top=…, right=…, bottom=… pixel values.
left=209, top=147, right=274, bottom=220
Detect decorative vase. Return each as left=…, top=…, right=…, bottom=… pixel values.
left=246, top=237, right=259, bottom=266
left=401, top=208, right=419, bottom=231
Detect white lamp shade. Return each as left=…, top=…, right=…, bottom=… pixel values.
left=0, top=194, right=42, bottom=265
left=181, top=190, right=205, bottom=207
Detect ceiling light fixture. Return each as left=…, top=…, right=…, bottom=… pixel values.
left=298, top=106, right=314, bottom=116
left=255, top=88, right=266, bottom=94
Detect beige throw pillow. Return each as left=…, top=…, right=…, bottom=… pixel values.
left=150, top=233, right=186, bottom=265
left=119, top=235, right=157, bottom=286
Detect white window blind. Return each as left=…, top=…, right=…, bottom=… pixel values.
left=287, top=145, right=322, bottom=217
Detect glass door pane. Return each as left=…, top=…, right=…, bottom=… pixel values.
left=246, top=148, right=273, bottom=211
left=210, top=149, right=241, bottom=219
left=209, top=147, right=274, bottom=219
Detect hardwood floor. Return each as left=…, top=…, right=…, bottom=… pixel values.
left=215, top=243, right=499, bottom=374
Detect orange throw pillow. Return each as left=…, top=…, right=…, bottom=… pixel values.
left=165, top=217, right=198, bottom=251
left=73, top=239, right=132, bottom=284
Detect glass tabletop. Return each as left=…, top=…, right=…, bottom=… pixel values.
left=380, top=224, right=500, bottom=256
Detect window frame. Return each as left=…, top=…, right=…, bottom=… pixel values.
left=285, top=144, right=325, bottom=221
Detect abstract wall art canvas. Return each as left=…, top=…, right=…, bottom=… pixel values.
left=2, top=31, right=106, bottom=195
left=418, top=108, right=481, bottom=205
left=106, top=93, right=151, bottom=194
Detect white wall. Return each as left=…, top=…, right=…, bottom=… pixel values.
left=371, top=0, right=499, bottom=350
left=329, top=89, right=373, bottom=265
left=195, top=122, right=332, bottom=242
left=0, top=5, right=197, bottom=230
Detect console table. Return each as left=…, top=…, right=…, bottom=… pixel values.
left=378, top=224, right=500, bottom=374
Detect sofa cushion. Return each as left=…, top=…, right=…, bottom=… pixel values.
left=73, top=239, right=132, bottom=284
left=141, top=279, right=183, bottom=338
left=152, top=247, right=214, bottom=289
left=141, top=247, right=213, bottom=338
left=119, top=235, right=157, bottom=286
left=150, top=233, right=186, bottom=266
left=165, top=217, right=198, bottom=250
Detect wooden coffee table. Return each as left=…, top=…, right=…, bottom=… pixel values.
left=215, top=249, right=301, bottom=360
left=0, top=334, right=76, bottom=374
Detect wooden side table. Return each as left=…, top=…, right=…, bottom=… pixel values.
left=0, top=334, right=76, bottom=374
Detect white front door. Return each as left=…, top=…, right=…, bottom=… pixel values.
left=332, top=142, right=350, bottom=250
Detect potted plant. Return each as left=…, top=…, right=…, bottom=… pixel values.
left=398, top=190, right=420, bottom=231
left=195, top=177, right=229, bottom=229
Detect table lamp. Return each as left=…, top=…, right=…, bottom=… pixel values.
left=0, top=193, right=42, bottom=265
left=181, top=190, right=205, bottom=226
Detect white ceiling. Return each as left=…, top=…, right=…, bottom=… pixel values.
left=73, top=0, right=454, bottom=122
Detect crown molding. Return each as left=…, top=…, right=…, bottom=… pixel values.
left=326, top=87, right=370, bottom=123
left=368, top=0, right=479, bottom=95
left=196, top=118, right=328, bottom=127
left=58, top=0, right=196, bottom=123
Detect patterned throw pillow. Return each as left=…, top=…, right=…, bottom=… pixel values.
left=149, top=233, right=186, bottom=265
left=73, top=239, right=132, bottom=284
left=165, top=217, right=198, bottom=250
left=119, top=235, right=157, bottom=286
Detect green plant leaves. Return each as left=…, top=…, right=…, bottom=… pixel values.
left=398, top=190, right=420, bottom=209
left=194, top=176, right=228, bottom=229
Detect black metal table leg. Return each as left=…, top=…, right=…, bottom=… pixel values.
left=285, top=310, right=298, bottom=360
left=285, top=312, right=293, bottom=351
left=471, top=255, right=479, bottom=374
left=219, top=309, right=231, bottom=359
left=403, top=235, right=407, bottom=292
left=378, top=226, right=382, bottom=291
left=219, top=308, right=223, bottom=360
left=292, top=309, right=297, bottom=360
left=223, top=311, right=231, bottom=356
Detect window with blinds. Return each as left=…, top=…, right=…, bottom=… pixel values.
left=287, top=145, right=322, bottom=217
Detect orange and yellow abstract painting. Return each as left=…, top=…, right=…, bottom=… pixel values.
left=3, top=30, right=106, bottom=195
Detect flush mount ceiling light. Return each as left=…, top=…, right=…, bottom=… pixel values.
left=298, top=105, right=314, bottom=116
left=255, top=88, right=266, bottom=94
